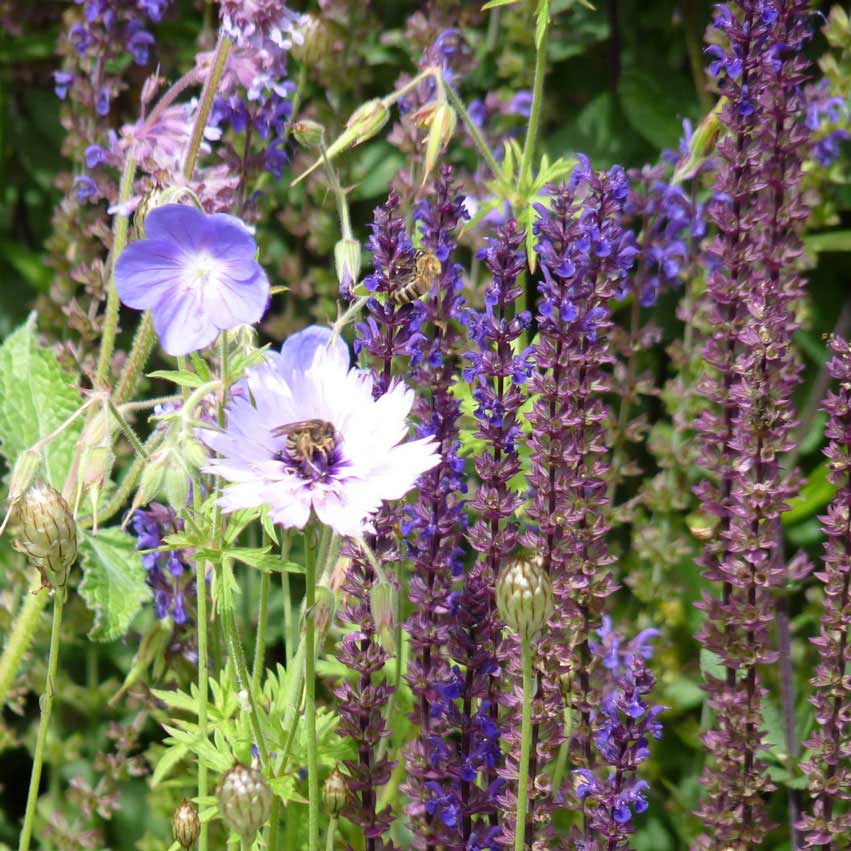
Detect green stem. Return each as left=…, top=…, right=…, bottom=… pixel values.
left=196, top=560, right=210, bottom=851
left=282, top=568, right=294, bottom=668
left=183, top=32, right=232, bottom=180
left=325, top=816, right=337, bottom=851
left=519, top=24, right=548, bottom=190
left=252, top=570, right=271, bottom=693
left=113, top=312, right=157, bottom=406
left=304, top=529, right=320, bottom=851
left=515, top=638, right=533, bottom=851
left=0, top=579, right=48, bottom=708
left=18, top=588, right=65, bottom=851
left=267, top=797, right=281, bottom=851
left=95, top=153, right=137, bottom=389
left=444, top=83, right=501, bottom=181
left=223, top=599, right=270, bottom=765
left=107, top=399, right=150, bottom=460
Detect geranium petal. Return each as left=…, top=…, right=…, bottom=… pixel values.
left=114, top=239, right=185, bottom=309
left=153, top=289, right=217, bottom=356
left=144, top=204, right=207, bottom=250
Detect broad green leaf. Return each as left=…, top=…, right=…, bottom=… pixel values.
left=782, top=461, right=836, bottom=526
left=78, top=527, right=152, bottom=641
left=0, top=315, right=84, bottom=489
left=618, top=68, right=695, bottom=151
left=699, top=647, right=726, bottom=682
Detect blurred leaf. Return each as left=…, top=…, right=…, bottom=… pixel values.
left=350, top=143, right=405, bottom=201
left=0, top=314, right=84, bottom=489
left=782, top=461, right=836, bottom=526
left=805, top=230, right=851, bottom=253
left=78, top=527, right=152, bottom=642
left=618, top=68, right=693, bottom=151
left=481, top=0, right=519, bottom=8
left=0, top=240, right=52, bottom=292
left=664, top=678, right=704, bottom=712
left=699, top=648, right=726, bottom=681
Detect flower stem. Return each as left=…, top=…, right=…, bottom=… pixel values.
left=515, top=637, right=534, bottom=851
left=325, top=816, right=337, bottom=851
left=183, top=31, right=232, bottom=180
left=443, top=82, right=501, bottom=181
left=252, top=570, right=271, bottom=693
left=519, top=23, right=548, bottom=190
left=113, top=312, right=157, bottom=406
left=95, top=153, right=137, bottom=390
left=196, top=560, right=210, bottom=851
left=304, top=528, right=320, bottom=851
left=267, top=798, right=281, bottom=851
left=0, top=578, right=47, bottom=710
left=18, top=588, right=65, bottom=851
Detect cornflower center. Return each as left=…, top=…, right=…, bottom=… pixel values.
left=273, top=419, right=342, bottom=483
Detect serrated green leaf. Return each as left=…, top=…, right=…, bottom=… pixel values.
left=152, top=687, right=202, bottom=716
left=78, top=527, right=152, bottom=641
left=151, top=743, right=190, bottom=787
left=0, top=315, right=84, bottom=489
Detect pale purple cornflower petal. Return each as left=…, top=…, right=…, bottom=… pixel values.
left=115, top=204, right=270, bottom=357
left=201, top=325, right=440, bottom=536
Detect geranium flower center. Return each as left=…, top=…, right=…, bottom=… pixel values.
left=184, top=253, right=222, bottom=289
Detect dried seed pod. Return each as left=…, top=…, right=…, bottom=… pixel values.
left=322, top=768, right=349, bottom=817
left=172, top=799, right=201, bottom=848
left=217, top=762, right=272, bottom=837
left=12, top=481, right=77, bottom=588
left=496, top=557, right=554, bottom=640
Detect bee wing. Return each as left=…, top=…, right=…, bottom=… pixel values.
left=270, top=419, right=324, bottom=438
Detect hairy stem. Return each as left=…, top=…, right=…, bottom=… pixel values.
left=0, top=578, right=48, bottom=708
left=18, top=588, right=65, bottom=851
left=196, top=560, right=210, bottom=851
left=515, top=637, right=534, bottom=851
left=305, top=529, right=320, bottom=851
left=252, top=570, right=271, bottom=693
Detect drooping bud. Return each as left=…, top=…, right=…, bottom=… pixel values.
left=172, top=799, right=201, bottom=849
left=293, top=99, right=390, bottom=186
left=322, top=767, right=349, bottom=817
left=292, top=119, right=325, bottom=150
left=672, top=99, right=725, bottom=185
left=217, top=763, right=272, bottom=837
left=290, top=14, right=333, bottom=66
left=132, top=187, right=197, bottom=239
left=304, top=586, right=336, bottom=644
left=421, top=102, right=456, bottom=186
left=496, top=556, right=554, bottom=641
left=334, top=237, right=362, bottom=294
left=12, top=481, right=78, bottom=588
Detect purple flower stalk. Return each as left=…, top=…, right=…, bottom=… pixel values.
left=693, top=2, right=810, bottom=844
left=115, top=204, right=270, bottom=356
left=797, top=335, right=851, bottom=848
left=572, top=619, right=663, bottom=851
left=335, top=531, right=399, bottom=851
left=438, top=219, right=531, bottom=849
left=401, top=166, right=469, bottom=848
left=355, top=191, right=424, bottom=397
left=513, top=159, right=633, bottom=846
left=202, top=325, right=439, bottom=537
left=131, top=502, right=193, bottom=624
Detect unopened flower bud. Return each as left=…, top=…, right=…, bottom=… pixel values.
left=303, top=586, right=335, bottom=643
left=12, top=482, right=77, bottom=588
left=322, top=768, right=349, bottom=817
left=496, top=557, right=553, bottom=640
left=217, top=763, right=272, bottom=837
left=292, top=119, right=325, bottom=150
left=291, top=14, right=333, bottom=66
left=686, top=512, right=718, bottom=542
left=7, top=449, right=41, bottom=505
left=334, top=237, right=361, bottom=294
left=421, top=102, right=456, bottom=186
left=672, top=99, right=725, bottom=185
left=345, top=98, right=390, bottom=144
left=172, top=799, right=201, bottom=848
left=133, top=186, right=195, bottom=238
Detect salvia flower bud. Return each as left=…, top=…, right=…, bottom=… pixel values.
left=12, top=481, right=77, bottom=588
left=217, top=762, right=272, bottom=837
left=322, top=767, right=349, bottom=817
left=172, top=799, right=201, bottom=849
left=496, top=556, right=554, bottom=640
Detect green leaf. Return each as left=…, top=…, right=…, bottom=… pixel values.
left=618, top=68, right=694, bottom=151
left=804, top=230, right=851, bottom=253
left=535, top=0, right=550, bottom=49
left=78, top=528, right=152, bottom=641
left=0, top=315, right=84, bottom=489
left=481, top=0, right=519, bottom=9
left=151, top=743, right=190, bottom=787
left=147, top=369, right=207, bottom=388
left=782, top=461, right=836, bottom=526
left=699, top=648, right=726, bottom=681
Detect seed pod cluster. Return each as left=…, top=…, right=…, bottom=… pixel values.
left=216, top=763, right=272, bottom=837
left=12, top=481, right=77, bottom=588
left=496, top=557, right=554, bottom=641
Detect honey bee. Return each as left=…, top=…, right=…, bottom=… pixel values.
left=271, top=419, right=338, bottom=474
left=389, top=250, right=442, bottom=305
